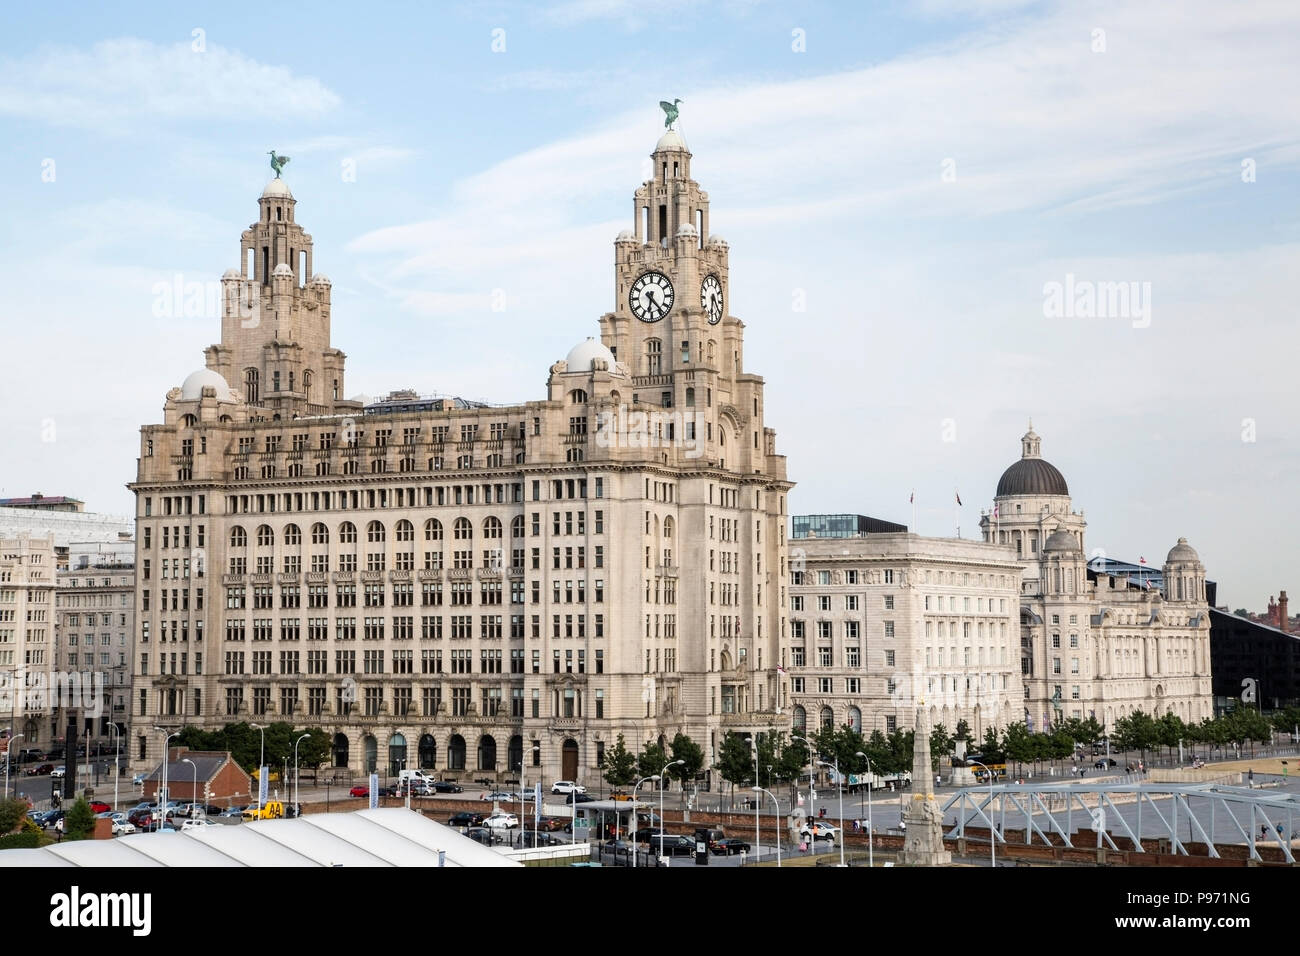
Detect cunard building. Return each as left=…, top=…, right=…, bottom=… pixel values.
left=128, top=119, right=793, bottom=784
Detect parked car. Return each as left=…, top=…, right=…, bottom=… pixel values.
left=181, top=818, right=217, bottom=830
left=650, top=834, right=696, bottom=857
left=550, top=781, right=586, bottom=795
left=111, top=820, right=137, bottom=836
left=482, top=790, right=517, bottom=802
left=50, top=766, right=66, bottom=778
left=131, top=772, right=147, bottom=786
left=484, top=812, right=519, bottom=830
left=431, top=780, right=463, bottom=793
left=127, top=808, right=156, bottom=828
left=1094, top=758, right=1118, bottom=769
left=602, top=838, right=637, bottom=860
left=217, top=806, right=247, bottom=818
left=26, top=763, right=54, bottom=776
left=610, top=790, right=633, bottom=801
left=563, top=792, right=595, bottom=804
left=349, top=785, right=369, bottom=797
left=537, top=815, right=566, bottom=832
left=448, top=811, right=485, bottom=828
left=43, top=810, right=65, bottom=830
left=801, top=822, right=840, bottom=843
left=88, top=801, right=111, bottom=815
left=711, top=838, right=751, bottom=856
left=465, top=827, right=493, bottom=845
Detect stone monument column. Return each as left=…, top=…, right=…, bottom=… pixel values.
left=900, top=701, right=952, bottom=865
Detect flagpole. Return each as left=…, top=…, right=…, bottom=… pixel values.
left=911, top=491, right=917, bottom=536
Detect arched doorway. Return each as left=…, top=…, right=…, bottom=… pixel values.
left=847, top=706, right=862, bottom=733
left=332, top=733, right=349, bottom=768
left=562, top=738, right=579, bottom=781
left=448, top=734, right=466, bottom=771
left=418, top=734, right=437, bottom=770
left=508, top=735, right=523, bottom=774
left=362, top=735, right=377, bottom=774
left=388, top=732, right=407, bottom=777
left=478, top=735, right=497, bottom=771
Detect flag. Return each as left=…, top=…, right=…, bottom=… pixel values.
left=955, top=490, right=963, bottom=506
left=909, top=490, right=914, bottom=504
left=1139, top=556, right=1147, bottom=565
left=992, top=503, right=999, bottom=518
left=777, top=664, right=786, bottom=675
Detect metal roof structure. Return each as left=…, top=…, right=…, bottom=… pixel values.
left=943, top=781, right=1299, bottom=863
left=0, top=808, right=521, bottom=867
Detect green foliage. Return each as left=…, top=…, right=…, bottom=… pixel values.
left=773, top=734, right=809, bottom=784
left=1270, top=707, right=1300, bottom=735
left=0, top=831, right=41, bottom=850
left=171, top=721, right=309, bottom=772
left=668, top=732, right=704, bottom=785
left=292, top=728, right=330, bottom=768
left=929, top=724, right=955, bottom=769
left=715, top=732, right=755, bottom=787
left=63, top=797, right=96, bottom=841
left=636, top=740, right=668, bottom=783
left=0, top=798, right=28, bottom=835
left=602, top=734, right=638, bottom=787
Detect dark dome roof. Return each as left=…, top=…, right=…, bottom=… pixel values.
left=997, top=458, right=1069, bottom=497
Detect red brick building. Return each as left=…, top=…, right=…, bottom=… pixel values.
left=144, top=748, right=252, bottom=806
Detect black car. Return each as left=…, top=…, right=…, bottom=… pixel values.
left=711, top=838, right=751, bottom=856
left=651, top=834, right=695, bottom=857
left=1094, top=758, right=1118, bottom=769
left=564, top=792, right=595, bottom=804
left=432, top=780, right=463, bottom=793
left=448, top=811, right=485, bottom=828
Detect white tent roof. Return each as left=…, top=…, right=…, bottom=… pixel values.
left=0, top=809, right=521, bottom=868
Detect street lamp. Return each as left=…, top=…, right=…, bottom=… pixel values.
left=752, top=786, right=781, bottom=866
left=181, top=758, right=198, bottom=816
left=630, top=774, right=660, bottom=868
left=154, top=728, right=180, bottom=808
left=967, top=759, right=996, bottom=867
left=818, top=759, right=846, bottom=867
left=3, top=733, right=23, bottom=802
left=660, top=759, right=684, bottom=854
left=294, top=733, right=309, bottom=815
left=855, top=750, right=873, bottom=868
left=792, top=733, right=816, bottom=820
left=251, top=722, right=266, bottom=811
left=108, top=724, right=120, bottom=812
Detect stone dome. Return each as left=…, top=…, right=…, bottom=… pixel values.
left=997, top=458, right=1070, bottom=497
left=615, top=229, right=636, bottom=243
left=272, top=263, right=294, bottom=278
left=262, top=178, right=293, bottom=199
left=222, top=268, right=242, bottom=280
left=1166, top=537, right=1200, bottom=564
left=565, top=337, right=618, bottom=373
left=1043, top=528, right=1081, bottom=553
left=655, top=129, right=688, bottom=152
left=676, top=223, right=698, bottom=238
left=707, top=234, right=729, bottom=249
left=180, top=369, right=237, bottom=403
left=310, top=272, right=331, bottom=286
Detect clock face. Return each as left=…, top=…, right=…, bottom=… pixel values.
left=629, top=271, right=674, bottom=322
left=701, top=274, right=724, bottom=325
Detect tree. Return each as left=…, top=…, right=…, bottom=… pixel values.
left=668, top=732, right=704, bottom=786
left=291, top=728, right=330, bottom=769
left=636, top=740, right=668, bottom=784
left=981, top=726, right=1002, bottom=761
left=63, top=797, right=96, bottom=841
left=1002, top=723, right=1036, bottom=773
left=603, top=734, right=638, bottom=787
left=930, top=723, right=955, bottom=770
left=773, top=734, right=809, bottom=788
left=715, top=732, right=755, bottom=789
left=0, top=797, right=28, bottom=835
left=1156, top=712, right=1187, bottom=760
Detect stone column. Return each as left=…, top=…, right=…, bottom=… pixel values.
left=900, top=702, right=952, bottom=866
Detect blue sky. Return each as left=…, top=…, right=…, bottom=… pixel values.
left=1, top=0, right=1297, bottom=610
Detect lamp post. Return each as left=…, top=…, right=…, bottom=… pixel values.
left=251, top=722, right=266, bottom=811
left=154, top=728, right=180, bottom=808
left=968, top=759, right=996, bottom=867
left=3, top=733, right=23, bottom=802
left=108, top=724, right=120, bottom=812
left=181, top=758, right=198, bottom=817
left=855, top=751, right=873, bottom=868
left=660, top=759, right=684, bottom=851
left=792, top=733, right=815, bottom=816
left=752, top=786, right=781, bottom=866
left=630, top=774, right=660, bottom=868
left=294, top=733, right=309, bottom=815
left=818, top=759, right=845, bottom=867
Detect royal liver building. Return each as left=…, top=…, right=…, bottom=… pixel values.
left=129, top=118, right=794, bottom=784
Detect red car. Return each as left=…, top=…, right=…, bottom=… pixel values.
left=349, top=785, right=369, bottom=797
left=88, top=801, right=112, bottom=814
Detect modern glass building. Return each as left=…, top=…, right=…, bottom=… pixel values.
left=790, top=514, right=907, bottom=538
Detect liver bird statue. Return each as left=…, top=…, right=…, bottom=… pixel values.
left=268, top=150, right=290, bottom=178
left=659, top=98, right=681, bottom=130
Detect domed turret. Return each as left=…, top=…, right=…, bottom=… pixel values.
left=1166, top=537, right=1199, bottom=564
left=996, top=422, right=1069, bottom=497
left=1162, top=537, right=1206, bottom=603
left=272, top=262, right=294, bottom=279
left=565, top=337, right=619, bottom=373
left=1043, top=527, right=1081, bottom=553
left=261, top=178, right=293, bottom=200
left=655, top=128, right=689, bottom=152
left=180, top=369, right=238, bottom=403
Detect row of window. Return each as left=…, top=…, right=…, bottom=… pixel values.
left=214, top=478, right=603, bottom=517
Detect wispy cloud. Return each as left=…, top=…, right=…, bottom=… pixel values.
left=0, top=38, right=340, bottom=130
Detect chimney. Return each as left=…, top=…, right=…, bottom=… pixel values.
left=1280, top=591, right=1290, bottom=633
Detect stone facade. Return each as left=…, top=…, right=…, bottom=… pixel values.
left=128, top=129, right=793, bottom=786
left=0, top=534, right=56, bottom=746
left=980, top=425, right=1212, bottom=730
left=785, top=531, right=1024, bottom=738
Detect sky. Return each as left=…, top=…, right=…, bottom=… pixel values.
left=0, top=0, right=1296, bottom=611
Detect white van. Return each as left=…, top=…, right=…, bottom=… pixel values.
left=398, top=769, right=434, bottom=787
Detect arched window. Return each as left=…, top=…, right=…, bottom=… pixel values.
left=366, top=521, right=386, bottom=543
left=511, top=515, right=525, bottom=539
left=244, top=368, right=259, bottom=405
left=339, top=522, right=357, bottom=544
left=229, top=526, right=247, bottom=548
left=424, top=519, right=443, bottom=541
left=478, top=735, right=497, bottom=771
left=388, top=733, right=407, bottom=777
left=793, top=705, right=807, bottom=732
left=256, top=525, right=273, bottom=547
left=483, top=517, right=503, bottom=539
left=283, top=524, right=301, bottom=546
left=310, top=523, right=329, bottom=545
left=303, top=370, right=313, bottom=404
left=646, top=338, right=662, bottom=375
left=448, top=735, right=466, bottom=771
left=663, top=516, right=674, bottom=539
left=847, top=706, right=862, bottom=733
left=453, top=518, right=473, bottom=540
left=394, top=520, right=414, bottom=542
left=418, top=734, right=437, bottom=769
left=569, top=389, right=588, bottom=404
left=181, top=414, right=197, bottom=427
left=820, top=706, right=835, bottom=730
